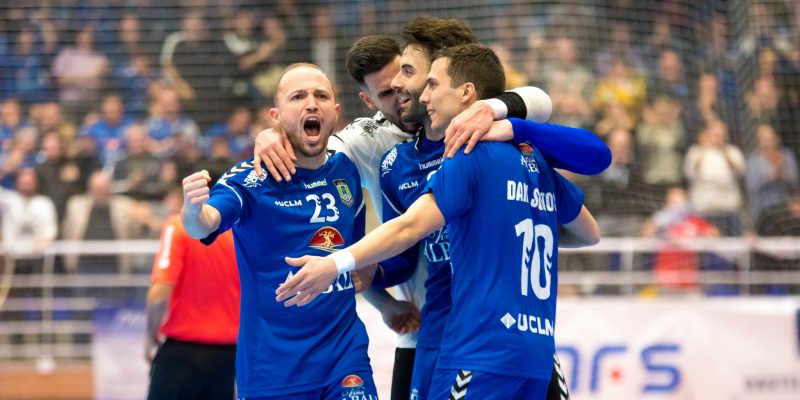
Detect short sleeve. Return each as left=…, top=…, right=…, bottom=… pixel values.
left=151, top=219, right=186, bottom=285
left=554, top=171, right=585, bottom=224
left=425, top=150, right=477, bottom=222
left=203, top=178, right=246, bottom=244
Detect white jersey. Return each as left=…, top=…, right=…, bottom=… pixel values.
left=328, top=111, right=427, bottom=348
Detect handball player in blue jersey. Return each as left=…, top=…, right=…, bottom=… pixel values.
left=375, top=17, right=610, bottom=400
left=181, top=63, right=377, bottom=400
left=277, top=45, right=601, bottom=400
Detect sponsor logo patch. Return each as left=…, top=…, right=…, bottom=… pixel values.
left=310, top=227, right=345, bottom=252
left=243, top=169, right=267, bottom=188
left=342, top=374, right=364, bottom=388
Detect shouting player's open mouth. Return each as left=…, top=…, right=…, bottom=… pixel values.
left=303, top=116, right=322, bottom=144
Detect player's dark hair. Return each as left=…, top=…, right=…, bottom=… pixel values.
left=401, top=16, right=478, bottom=59
left=345, top=35, right=401, bottom=86
left=435, top=44, right=505, bottom=100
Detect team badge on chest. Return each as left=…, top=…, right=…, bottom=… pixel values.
left=333, top=179, right=353, bottom=206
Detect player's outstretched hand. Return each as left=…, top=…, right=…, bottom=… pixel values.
left=182, top=170, right=211, bottom=216
left=253, top=128, right=297, bottom=182
left=444, top=100, right=494, bottom=158
left=383, top=299, right=421, bottom=334
left=276, top=255, right=338, bottom=307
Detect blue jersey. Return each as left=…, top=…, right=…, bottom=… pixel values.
left=204, top=153, right=371, bottom=398
left=380, top=134, right=451, bottom=350
left=426, top=141, right=584, bottom=380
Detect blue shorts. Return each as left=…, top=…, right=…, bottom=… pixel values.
left=409, top=346, right=440, bottom=400
left=428, top=368, right=549, bottom=400
left=242, top=371, right=377, bottom=400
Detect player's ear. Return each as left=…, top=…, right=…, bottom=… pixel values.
left=358, top=91, right=377, bottom=110
left=268, top=107, right=281, bottom=129
left=461, top=82, right=476, bottom=104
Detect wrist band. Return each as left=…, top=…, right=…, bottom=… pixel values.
left=482, top=98, right=508, bottom=119
left=330, top=249, right=356, bottom=273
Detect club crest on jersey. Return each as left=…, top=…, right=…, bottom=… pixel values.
left=310, top=227, right=345, bottom=252
left=342, top=374, right=364, bottom=388
left=333, top=179, right=353, bottom=206
left=519, top=143, right=539, bottom=173
left=243, top=169, right=267, bottom=188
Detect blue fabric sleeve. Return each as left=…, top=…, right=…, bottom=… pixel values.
left=201, top=180, right=245, bottom=245
left=554, top=171, right=585, bottom=224
left=373, top=176, right=419, bottom=288
left=509, top=118, right=611, bottom=176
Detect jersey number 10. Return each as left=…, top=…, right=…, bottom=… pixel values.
left=515, top=219, right=554, bottom=300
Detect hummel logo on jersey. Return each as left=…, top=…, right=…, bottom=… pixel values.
left=399, top=180, right=419, bottom=191
left=274, top=199, right=302, bottom=207
left=381, top=147, right=398, bottom=176
left=449, top=370, right=472, bottom=400
left=501, top=313, right=516, bottom=329
left=418, top=158, right=442, bottom=170
left=303, top=179, right=327, bottom=189
left=243, top=169, right=267, bottom=188
left=218, top=161, right=254, bottom=184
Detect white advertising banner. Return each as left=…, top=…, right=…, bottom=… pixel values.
left=555, top=298, right=800, bottom=400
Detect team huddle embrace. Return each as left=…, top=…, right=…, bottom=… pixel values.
left=173, top=15, right=609, bottom=400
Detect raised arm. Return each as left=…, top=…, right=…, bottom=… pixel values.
left=180, top=170, right=222, bottom=239
left=276, top=193, right=445, bottom=307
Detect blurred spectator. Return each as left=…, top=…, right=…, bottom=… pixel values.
left=31, top=102, right=77, bottom=147
left=145, top=88, right=199, bottom=158
left=684, top=72, right=740, bottom=146
left=106, top=13, right=156, bottom=68
left=61, top=171, right=143, bottom=280
left=594, top=100, right=634, bottom=138
left=311, top=8, right=336, bottom=87
left=586, top=128, right=654, bottom=233
left=642, top=16, right=683, bottom=75
left=222, top=9, right=286, bottom=105
left=83, top=94, right=135, bottom=167
left=738, top=2, right=792, bottom=61
left=745, top=74, right=800, bottom=160
left=0, top=98, right=31, bottom=151
left=746, top=124, right=799, bottom=226
left=160, top=10, right=235, bottom=128
left=683, top=122, right=745, bottom=236
left=111, top=124, right=166, bottom=201
left=2, top=28, right=52, bottom=104
left=593, top=58, right=647, bottom=126
left=649, top=49, right=689, bottom=101
left=641, top=186, right=719, bottom=295
left=204, top=106, right=252, bottom=160
left=0, top=168, right=58, bottom=254
left=0, top=168, right=58, bottom=345
left=700, top=14, right=739, bottom=101
left=34, top=132, right=83, bottom=221
left=51, top=26, right=109, bottom=122
left=113, top=53, right=159, bottom=119
left=0, top=127, right=39, bottom=188
left=594, top=22, right=646, bottom=78
left=491, top=43, right=529, bottom=91
left=753, top=189, right=800, bottom=294
left=636, top=96, right=685, bottom=197
left=539, top=37, right=594, bottom=128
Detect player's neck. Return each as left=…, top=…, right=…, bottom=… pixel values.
left=294, top=152, right=328, bottom=170
left=423, top=120, right=443, bottom=141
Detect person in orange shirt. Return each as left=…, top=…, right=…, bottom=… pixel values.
left=145, top=178, right=240, bottom=400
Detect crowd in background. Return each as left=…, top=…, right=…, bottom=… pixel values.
left=0, top=0, right=799, bottom=294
